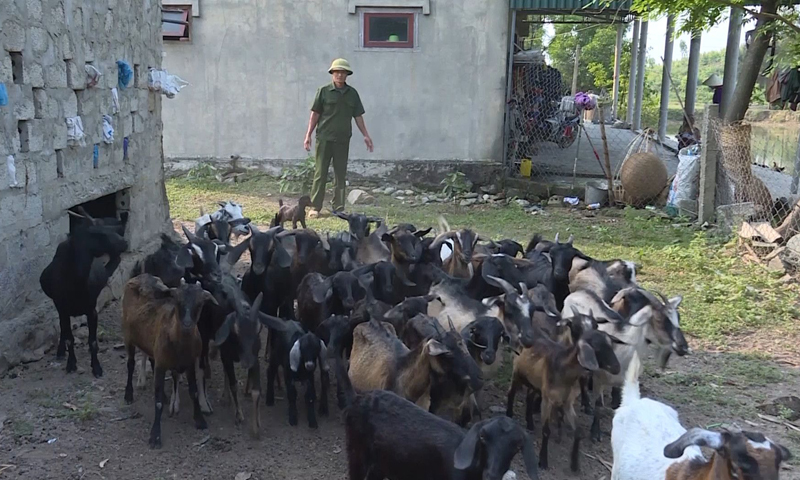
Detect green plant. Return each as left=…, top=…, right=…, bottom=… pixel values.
left=440, top=171, right=469, bottom=199
left=185, top=163, right=217, bottom=180
left=278, top=156, right=316, bottom=194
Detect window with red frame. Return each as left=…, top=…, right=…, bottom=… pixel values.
left=363, top=12, right=415, bottom=48
left=163, top=6, right=191, bottom=41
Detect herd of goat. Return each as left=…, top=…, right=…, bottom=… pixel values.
left=37, top=199, right=793, bottom=480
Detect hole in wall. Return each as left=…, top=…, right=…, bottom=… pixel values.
left=18, top=120, right=29, bottom=152
left=56, top=150, right=64, bottom=178
left=133, top=64, right=140, bottom=88
left=67, top=188, right=131, bottom=237
left=10, top=52, right=23, bottom=84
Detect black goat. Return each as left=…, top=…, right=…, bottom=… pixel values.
left=265, top=320, right=329, bottom=428
left=320, top=232, right=358, bottom=273
left=131, top=233, right=194, bottom=288
left=333, top=210, right=383, bottom=241
left=334, top=356, right=539, bottom=480
left=40, top=216, right=128, bottom=377
left=238, top=224, right=294, bottom=318
left=296, top=269, right=370, bottom=333
left=212, top=291, right=289, bottom=438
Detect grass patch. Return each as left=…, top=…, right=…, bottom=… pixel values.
left=166, top=173, right=800, bottom=347
left=11, top=419, right=33, bottom=438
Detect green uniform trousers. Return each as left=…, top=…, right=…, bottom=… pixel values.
left=311, top=139, right=350, bottom=212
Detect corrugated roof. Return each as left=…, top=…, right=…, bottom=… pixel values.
left=510, top=0, right=632, bottom=11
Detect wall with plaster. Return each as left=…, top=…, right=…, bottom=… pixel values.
left=161, top=0, right=510, bottom=168
left=0, top=0, right=171, bottom=373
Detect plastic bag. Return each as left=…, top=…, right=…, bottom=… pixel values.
left=66, top=116, right=86, bottom=147
left=0, top=84, right=8, bottom=107
left=111, top=88, right=120, bottom=114
left=574, top=92, right=596, bottom=111
left=102, top=115, right=114, bottom=144
left=666, top=145, right=702, bottom=209
left=117, top=60, right=133, bottom=89
left=85, top=65, right=102, bottom=87
left=148, top=68, right=189, bottom=98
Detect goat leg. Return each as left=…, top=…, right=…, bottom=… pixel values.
left=169, top=370, right=180, bottom=417
left=286, top=368, right=298, bottom=426
left=579, top=375, right=592, bottom=414
left=248, top=364, right=261, bottom=438
left=196, top=358, right=213, bottom=414
left=524, top=389, right=537, bottom=432
left=506, top=376, right=520, bottom=419
left=265, top=354, right=278, bottom=407
left=222, top=358, right=243, bottom=426
left=87, top=310, right=103, bottom=377
left=305, top=376, right=318, bottom=429
left=60, top=313, right=78, bottom=373
left=567, top=406, right=581, bottom=473
left=186, top=363, right=208, bottom=431
left=539, top=398, right=553, bottom=470
left=590, top=406, right=602, bottom=443
left=319, top=369, right=330, bottom=417
left=124, top=346, right=136, bottom=404
left=149, top=367, right=167, bottom=449
left=56, top=311, right=69, bottom=360
left=611, top=386, right=622, bottom=409
left=658, top=347, right=673, bottom=370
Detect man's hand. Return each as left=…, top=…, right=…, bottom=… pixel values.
left=364, top=136, right=374, bottom=152
left=304, top=135, right=312, bottom=151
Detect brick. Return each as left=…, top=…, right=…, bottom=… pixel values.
left=37, top=150, right=58, bottom=183
left=83, top=40, right=94, bottom=62
left=45, top=3, right=66, bottom=33
left=52, top=121, right=67, bottom=150
left=27, top=120, right=45, bottom=152
left=61, top=34, right=74, bottom=60
left=45, top=62, right=67, bottom=88
left=29, top=27, right=49, bottom=55
left=25, top=62, right=44, bottom=88
left=1, top=20, right=25, bottom=52
left=63, top=91, right=78, bottom=117
left=104, top=10, right=114, bottom=34
left=27, top=0, right=43, bottom=21
left=0, top=54, right=12, bottom=83
left=32, top=88, right=47, bottom=118
left=130, top=91, right=139, bottom=112
left=14, top=85, right=35, bottom=121
left=65, top=60, right=85, bottom=90
left=133, top=113, right=144, bottom=134
left=123, top=114, right=133, bottom=137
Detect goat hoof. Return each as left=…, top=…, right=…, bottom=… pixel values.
left=149, top=436, right=162, bottom=449
left=319, top=405, right=329, bottom=417
left=124, top=390, right=133, bottom=405
left=195, top=418, right=208, bottom=430
left=538, top=460, right=548, bottom=470
left=526, top=422, right=535, bottom=432
left=66, top=358, right=77, bottom=373
left=288, top=415, right=298, bottom=427
left=309, top=421, right=319, bottom=429
left=56, top=345, right=66, bottom=360
left=265, top=396, right=275, bottom=407
left=92, top=364, right=103, bottom=378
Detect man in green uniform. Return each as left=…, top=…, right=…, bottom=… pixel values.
left=304, top=58, right=373, bottom=217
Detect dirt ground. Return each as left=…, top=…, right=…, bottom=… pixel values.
left=2, top=226, right=800, bottom=480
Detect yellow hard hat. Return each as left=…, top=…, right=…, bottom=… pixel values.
left=328, top=58, right=353, bottom=75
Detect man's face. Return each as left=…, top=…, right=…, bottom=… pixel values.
left=332, top=70, right=348, bottom=85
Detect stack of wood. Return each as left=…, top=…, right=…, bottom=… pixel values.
left=738, top=221, right=785, bottom=271
left=214, top=155, right=248, bottom=183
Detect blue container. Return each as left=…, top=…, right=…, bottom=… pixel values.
left=93, top=144, right=99, bottom=168
left=0, top=84, right=8, bottom=106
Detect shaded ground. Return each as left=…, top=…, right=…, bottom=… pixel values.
left=2, top=173, right=800, bottom=480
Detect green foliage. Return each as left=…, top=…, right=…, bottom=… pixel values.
left=185, top=163, right=217, bottom=179
left=278, top=156, right=316, bottom=194
left=440, top=171, right=470, bottom=198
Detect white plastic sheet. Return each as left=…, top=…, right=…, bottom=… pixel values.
left=66, top=116, right=86, bottom=147
left=667, top=145, right=702, bottom=209
left=148, top=68, right=190, bottom=98
left=102, top=115, right=114, bottom=144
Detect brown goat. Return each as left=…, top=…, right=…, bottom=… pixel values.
left=122, top=274, right=217, bottom=449
left=274, top=195, right=312, bottom=229
left=506, top=312, right=623, bottom=472
left=429, top=215, right=486, bottom=279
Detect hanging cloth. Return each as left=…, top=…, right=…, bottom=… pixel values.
left=780, top=67, right=800, bottom=104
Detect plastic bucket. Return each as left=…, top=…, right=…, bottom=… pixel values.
left=585, top=181, right=608, bottom=205
left=520, top=159, right=532, bottom=177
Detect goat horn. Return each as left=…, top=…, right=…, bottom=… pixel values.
left=182, top=225, right=198, bottom=244
left=66, top=210, right=86, bottom=219
left=566, top=234, right=574, bottom=245
left=486, top=275, right=516, bottom=296
left=429, top=231, right=459, bottom=249
left=276, top=230, right=296, bottom=238
left=447, top=315, right=457, bottom=333
left=655, top=290, right=670, bottom=305
left=637, top=288, right=662, bottom=307
left=554, top=232, right=560, bottom=243
left=469, top=338, right=488, bottom=349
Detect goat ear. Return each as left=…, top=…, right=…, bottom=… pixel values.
left=224, top=239, right=250, bottom=267
left=289, top=339, right=302, bottom=373
left=669, top=295, right=683, bottom=309
left=229, top=217, right=250, bottom=227
left=576, top=339, right=599, bottom=371
left=258, top=313, right=289, bottom=332
left=628, top=305, right=652, bottom=327
left=312, top=278, right=334, bottom=304
left=214, top=314, right=236, bottom=345
left=426, top=339, right=450, bottom=357
left=333, top=211, right=350, bottom=221
left=318, top=340, right=330, bottom=372
left=482, top=296, right=503, bottom=308
left=381, top=233, right=395, bottom=244
left=175, top=246, right=194, bottom=268
left=453, top=421, right=484, bottom=470
left=664, top=428, right=725, bottom=458
left=776, top=442, right=793, bottom=463
left=383, top=304, right=405, bottom=321
left=607, top=334, right=629, bottom=345
left=414, top=227, right=432, bottom=238
left=522, top=430, right=540, bottom=480
left=272, top=242, right=293, bottom=269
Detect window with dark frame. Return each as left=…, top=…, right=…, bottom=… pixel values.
left=363, top=12, right=415, bottom=48
left=162, top=5, right=191, bottom=41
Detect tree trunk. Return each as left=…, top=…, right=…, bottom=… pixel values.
left=724, top=0, right=778, bottom=124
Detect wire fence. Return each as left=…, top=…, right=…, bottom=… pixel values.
left=713, top=120, right=800, bottom=265
left=504, top=54, right=674, bottom=189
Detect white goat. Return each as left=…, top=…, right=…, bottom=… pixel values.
left=611, top=352, right=792, bottom=480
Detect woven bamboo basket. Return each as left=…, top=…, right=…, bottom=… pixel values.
left=619, top=152, right=668, bottom=206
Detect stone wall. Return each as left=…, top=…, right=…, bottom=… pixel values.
left=0, top=0, right=171, bottom=374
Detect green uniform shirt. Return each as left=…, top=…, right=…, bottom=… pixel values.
left=311, top=83, right=365, bottom=142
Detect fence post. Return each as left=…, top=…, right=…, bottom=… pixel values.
left=698, top=104, right=720, bottom=224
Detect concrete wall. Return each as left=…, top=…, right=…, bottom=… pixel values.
left=162, top=0, right=509, bottom=167
left=0, top=0, right=171, bottom=373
